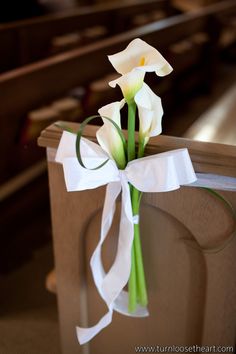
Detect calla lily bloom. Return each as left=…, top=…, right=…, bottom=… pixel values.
left=134, top=83, right=163, bottom=145
left=108, top=38, right=173, bottom=77
left=97, top=100, right=126, bottom=169
left=109, top=69, right=145, bottom=103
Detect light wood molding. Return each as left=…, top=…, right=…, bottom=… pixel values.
left=38, top=122, right=236, bottom=177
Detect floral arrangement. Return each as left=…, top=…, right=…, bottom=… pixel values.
left=56, top=38, right=197, bottom=344
left=98, top=38, right=173, bottom=313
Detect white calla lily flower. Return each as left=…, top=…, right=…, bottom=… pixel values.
left=134, top=83, right=163, bottom=145
left=109, top=69, right=145, bottom=103
left=97, top=99, right=126, bottom=169
left=108, top=38, right=173, bottom=77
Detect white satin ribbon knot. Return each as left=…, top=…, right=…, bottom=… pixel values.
left=55, top=131, right=197, bottom=344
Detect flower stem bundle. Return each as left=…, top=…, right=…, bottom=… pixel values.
left=105, top=39, right=172, bottom=312
left=78, top=38, right=173, bottom=314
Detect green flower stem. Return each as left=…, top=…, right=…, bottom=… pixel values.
left=132, top=187, right=148, bottom=307
left=138, top=137, right=145, bottom=159
left=127, top=103, right=148, bottom=311
left=129, top=243, right=137, bottom=312
left=132, top=138, right=147, bottom=307
left=127, top=101, right=136, bottom=161
left=127, top=100, right=137, bottom=312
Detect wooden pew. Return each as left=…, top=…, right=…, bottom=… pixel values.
left=0, top=0, right=172, bottom=73
left=38, top=122, right=236, bottom=353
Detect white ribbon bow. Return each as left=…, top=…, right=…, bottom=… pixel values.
left=56, top=131, right=197, bottom=344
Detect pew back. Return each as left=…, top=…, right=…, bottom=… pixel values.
left=39, top=122, right=236, bottom=354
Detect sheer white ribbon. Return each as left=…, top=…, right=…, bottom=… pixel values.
left=55, top=131, right=197, bottom=344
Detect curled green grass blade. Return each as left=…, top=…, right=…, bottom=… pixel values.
left=182, top=187, right=236, bottom=254
left=54, top=122, right=75, bottom=133
left=55, top=115, right=127, bottom=171
left=201, top=187, right=236, bottom=220
left=76, top=115, right=127, bottom=170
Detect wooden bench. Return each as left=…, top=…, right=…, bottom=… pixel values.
left=39, top=122, right=236, bottom=353
left=0, top=0, right=172, bottom=73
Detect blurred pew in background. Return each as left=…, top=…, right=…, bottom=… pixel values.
left=0, top=0, right=176, bottom=73
left=173, top=0, right=227, bottom=11
left=1, top=0, right=235, bottom=189
left=0, top=8, right=211, bottom=180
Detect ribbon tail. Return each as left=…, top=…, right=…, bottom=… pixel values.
left=76, top=182, right=121, bottom=344
left=76, top=310, right=112, bottom=345
left=76, top=177, right=140, bottom=344
left=90, top=182, right=122, bottom=298
left=112, top=177, right=149, bottom=317
left=102, top=176, right=149, bottom=317
left=114, top=290, right=149, bottom=317
left=101, top=177, right=134, bottom=303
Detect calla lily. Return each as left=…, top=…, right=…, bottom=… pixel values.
left=109, top=69, right=145, bottom=103
left=108, top=38, right=173, bottom=77
left=97, top=100, right=126, bottom=169
left=134, top=83, right=163, bottom=146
